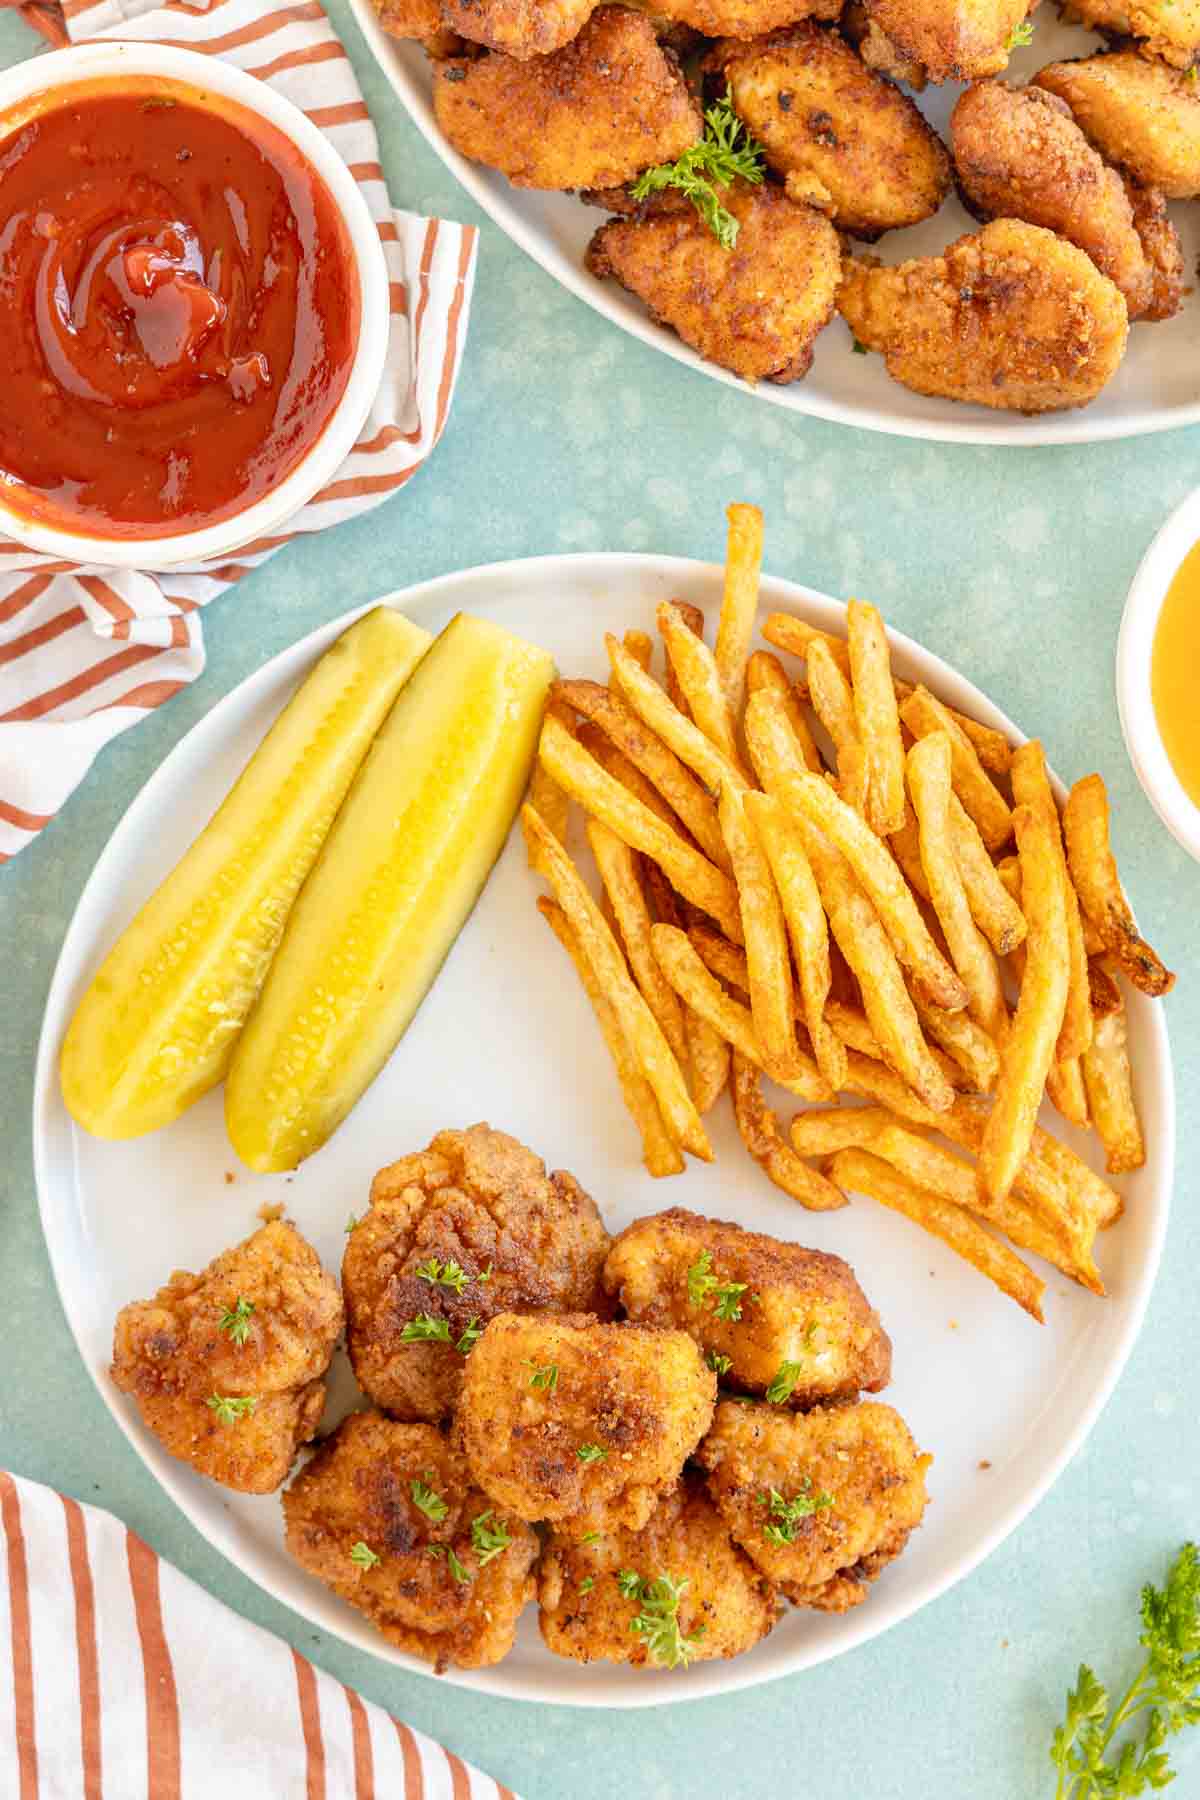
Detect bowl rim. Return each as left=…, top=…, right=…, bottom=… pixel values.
left=1116, top=486, right=1200, bottom=864
left=0, top=41, right=389, bottom=571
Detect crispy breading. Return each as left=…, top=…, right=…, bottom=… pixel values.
left=456, top=1312, right=716, bottom=1529
left=433, top=9, right=701, bottom=191
left=344, top=1124, right=610, bottom=1424
left=853, top=0, right=1031, bottom=81
left=712, top=25, right=950, bottom=240
left=697, top=1398, right=931, bottom=1609
left=368, top=0, right=468, bottom=55
left=838, top=218, right=1129, bottom=413
left=111, top=1221, right=342, bottom=1495
left=1061, top=0, right=1200, bottom=67
left=1037, top=53, right=1200, bottom=194
left=282, top=1412, right=539, bottom=1670
left=951, top=80, right=1179, bottom=321
left=440, top=0, right=595, bottom=55
left=585, top=182, right=842, bottom=383
left=603, top=1208, right=891, bottom=1407
left=656, top=0, right=839, bottom=38
left=1124, top=178, right=1184, bottom=319
left=538, top=1472, right=780, bottom=1664
left=842, top=3, right=929, bottom=86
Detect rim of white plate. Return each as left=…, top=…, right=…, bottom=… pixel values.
left=33, top=553, right=1173, bottom=1706
left=346, top=0, right=1200, bottom=449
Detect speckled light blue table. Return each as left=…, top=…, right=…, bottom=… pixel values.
left=1, top=9, right=1197, bottom=1794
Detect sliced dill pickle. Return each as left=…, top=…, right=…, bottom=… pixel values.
left=225, top=611, right=555, bottom=1172
left=60, top=607, right=432, bottom=1139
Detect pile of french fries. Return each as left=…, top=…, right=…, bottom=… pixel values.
left=522, top=502, right=1175, bottom=1324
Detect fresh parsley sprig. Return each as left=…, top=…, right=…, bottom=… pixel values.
left=400, top=1312, right=481, bottom=1355
left=631, top=92, right=765, bottom=251
left=415, top=1256, right=469, bottom=1295
left=217, top=1296, right=255, bottom=1346
left=686, top=1250, right=750, bottom=1321
left=470, top=1511, right=512, bottom=1566
left=206, top=1393, right=257, bottom=1424
left=760, top=1481, right=834, bottom=1545
left=410, top=1476, right=449, bottom=1523
left=765, top=1361, right=803, bottom=1405
left=1005, top=18, right=1034, bottom=46
left=621, top=1570, right=707, bottom=1669
left=1051, top=1542, right=1200, bottom=1797
left=349, top=1540, right=380, bottom=1569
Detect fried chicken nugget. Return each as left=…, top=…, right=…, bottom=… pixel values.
left=603, top=1208, right=891, bottom=1408
left=712, top=25, right=950, bottom=239
left=1125, top=180, right=1184, bottom=319
left=283, top=1412, right=539, bottom=1670
left=585, top=181, right=842, bottom=383
left=538, top=1472, right=780, bottom=1665
left=656, top=0, right=839, bottom=40
left=433, top=8, right=701, bottom=190
left=853, top=0, right=1032, bottom=82
left=697, top=1398, right=932, bottom=1610
left=951, top=80, right=1180, bottom=320
left=456, top=1312, right=716, bottom=1529
left=440, top=0, right=594, bottom=55
left=344, top=1124, right=610, bottom=1424
left=1037, top=53, right=1200, bottom=195
left=1060, top=0, right=1200, bottom=70
left=111, top=1221, right=343, bottom=1495
left=839, top=218, right=1129, bottom=413
left=368, top=0, right=468, bottom=56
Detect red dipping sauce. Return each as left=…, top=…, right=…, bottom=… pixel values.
left=0, top=77, right=360, bottom=540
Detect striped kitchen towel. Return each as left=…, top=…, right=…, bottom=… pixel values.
left=0, top=1470, right=521, bottom=1799
left=0, top=0, right=478, bottom=864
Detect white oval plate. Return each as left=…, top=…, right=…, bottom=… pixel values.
left=349, top=2, right=1200, bottom=447
left=34, top=554, right=1173, bottom=1705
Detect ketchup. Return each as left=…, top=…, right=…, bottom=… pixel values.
left=0, top=78, right=360, bottom=540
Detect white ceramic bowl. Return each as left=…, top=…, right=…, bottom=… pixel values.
left=1117, top=487, right=1200, bottom=863
left=0, top=43, right=389, bottom=570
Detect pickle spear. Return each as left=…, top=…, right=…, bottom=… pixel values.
left=226, top=611, right=555, bottom=1172
left=61, top=607, right=432, bottom=1139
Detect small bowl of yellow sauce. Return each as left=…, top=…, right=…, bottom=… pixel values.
left=1118, top=490, right=1200, bottom=863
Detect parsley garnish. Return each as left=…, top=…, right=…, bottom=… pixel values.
left=478, top=1263, right=493, bottom=1283
left=686, top=1250, right=748, bottom=1321
left=765, top=1361, right=803, bottom=1404
left=205, top=1393, right=257, bottom=1424
left=1051, top=1542, right=1200, bottom=1797
left=580, top=1531, right=601, bottom=1545
left=446, top=1547, right=471, bottom=1584
left=344, top=1213, right=360, bottom=1234
left=631, top=92, right=764, bottom=250
left=470, top=1511, right=512, bottom=1566
left=622, top=1571, right=707, bottom=1669
left=579, top=1575, right=596, bottom=1595
left=527, top=1360, right=559, bottom=1391
left=852, top=339, right=869, bottom=355
left=410, top=1476, right=449, bottom=1523
left=217, top=1296, right=255, bottom=1346
left=455, top=1318, right=482, bottom=1356
left=1005, top=18, right=1034, bottom=45
left=415, top=1256, right=469, bottom=1295
left=713, top=1283, right=748, bottom=1321
left=707, top=1350, right=733, bottom=1375
left=577, top=1443, right=607, bottom=1464
left=349, top=1540, right=380, bottom=1569
left=760, top=1482, right=834, bottom=1544
left=401, top=1313, right=452, bottom=1344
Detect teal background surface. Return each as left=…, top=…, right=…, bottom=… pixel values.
left=1, top=7, right=1198, bottom=1793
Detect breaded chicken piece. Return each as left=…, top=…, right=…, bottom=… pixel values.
left=657, top=0, right=839, bottom=39
left=951, top=80, right=1180, bottom=321
left=539, top=1473, right=779, bottom=1666
left=842, top=3, right=928, bottom=87
left=456, top=1312, right=715, bottom=1529
left=1061, top=0, right=1200, bottom=69
left=585, top=182, right=842, bottom=383
left=1037, top=53, right=1200, bottom=195
left=1125, top=179, right=1184, bottom=319
left=433, top=9, right=701, bottom=190
left=854, top=0, right=1033, bottom=82
left=697, top=1399, right=931, bottom=1610
left=440, top=0, right=594, bottom=56
left=712, top=26, right=950, bottom=239
left=282, top=1412, right=539, bottom=1670
left=111, top=1221, right=342, bottom=1495
left=344, top=1124, right=610, bottom=1424
left=603, top=1209, right=891, bottom=1409
left=369, top=0, right=468, bottom=55
left=839, top=218, right=1129, bottom=413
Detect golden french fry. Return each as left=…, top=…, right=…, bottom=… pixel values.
left=1088, top=958, right=1122, bottom=1019
left=1082, top=996, right=1146, bottom=1175
left=577, top=724, right=680, bottom=831
left=607, top=632, right=747, bottom=800
left=1064, top=774, right=1175, bottom=997
left=641, top=862, right=730, bottom=1114
left=900, top=685, right=1013, bottom=852
left=556, top=678, right=731, bottom=871
left=753, top=728, right=968, bottom=1013
left=662, top=600, right=704, bottom=715
left=907, top=732, right=1007, bottom=1039
left=650, top=924, right=833, bottom=1101
left=839, top=1050, right=945, bottom=1126
left=831, top=1148, right=1046, bottom=1321
left=715, top=502, right=764, bottom=718
left=526, top=763, right=570, bottom=856
left=538, top=714, right=744, bottom=944
left=789, top=1106, right=907, bottom=1157
left=731, top=1051, right=847, bottom=1211
left=912, top=993, right=1000, bottom=1093
left=622, top=630, right=653, bottom=672
left=658, top=599, right=749, bottom=778
left=948, top=793, right=1026, bottom=956
left=762, top=612, right=852, bottom=675
left=1046, top=1055, right=1090, bottom=1129
left=848, top=598, right=905, bottom=835
left=524, top=806, right=710, bottom=1161
left=889, top=804, right=930, bottom=901
left=823, top=999, right=968, bottom=1094
left=720, top=786, right=797, bottom=1077
left=744, top=791, right=848, bottom=1092
left=979, top=804, right=1070, bottom=1206
left=1010, top=740, right=1092, bottom=1060
left=940, top=1094, right=1115, bottom=1252
left=588, top=819, right=690, bottom=1078
left=807, top=638, right=869, bottom=815
left=746, top=650, right=823, bottom=774
left=893, top=679, right=1013, bottom=775
left=537, top=898, right=683, bottom=1179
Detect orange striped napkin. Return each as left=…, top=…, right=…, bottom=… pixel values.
left=0, top=0, right=478, bottom=864
left=0, top=1470, right=521, bottom=1799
